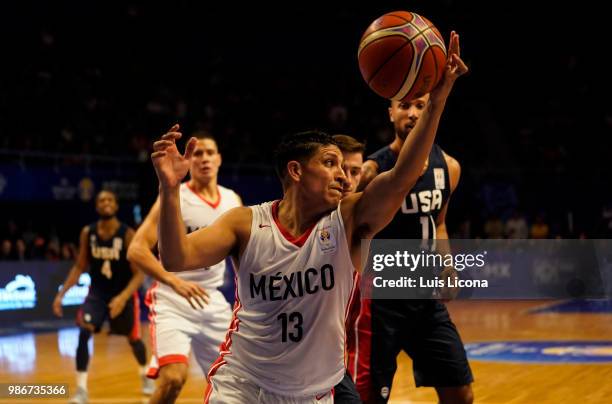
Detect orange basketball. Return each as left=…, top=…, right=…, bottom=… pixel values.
left=358, top=11, right=447, bottom=101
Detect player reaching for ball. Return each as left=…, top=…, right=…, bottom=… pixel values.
left=351, top=37, right=473, bottom=404
left=152, top=30, right=466, bottom=404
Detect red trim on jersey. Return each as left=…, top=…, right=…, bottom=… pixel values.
left=205, top=274, right=242, bottom=403
left=186, top=182, right=221, bottom=209
left=271, top=200, right=316, bottom=247
left=344, top=272, right=360, bottom=371
left=129, top=292, right=141, bottom=340
left=352, top=296, right=372, bottom=402
left=145, top=282, right=160, bottom=372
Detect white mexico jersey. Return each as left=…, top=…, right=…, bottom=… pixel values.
left=174, top=182, right=241, bottom=288
left=217, top=200, right=356, bottom=396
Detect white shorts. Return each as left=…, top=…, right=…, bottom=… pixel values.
left=146, top=283, right=232, bottom=378
left=205, top=364, right=334, bottom=404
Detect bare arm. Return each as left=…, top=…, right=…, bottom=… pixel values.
left=435, top=153, right=461, bottom=241
left=151, top=125, right=246, bottom=271
left=108, top=227, right=145, bottom=318
left=348, top=32, right=468, bottom=239
left=436, top=153, right=461, bottom=300
left=115, top=228, right=145, bottom=300
left=53, top=226, right=90, bottom=317
left=356, top=160, right=379, bottom=192
left=127, top=197, right=210, bottom=309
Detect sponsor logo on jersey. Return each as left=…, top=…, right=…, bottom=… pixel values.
left=434, top=167, right=445, bottom=190
left=465, top=341, right=612, bottom=363
left=318, top=226, right=336, bottom=254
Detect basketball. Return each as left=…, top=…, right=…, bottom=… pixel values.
left=358, top=11, right=447, bottom=101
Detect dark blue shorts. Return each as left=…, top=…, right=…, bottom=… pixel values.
left=334, top=370, right=362, bottom=403
left=77, top=293, right=140, bottom=338
left=369, top=300, right=473, bottom=401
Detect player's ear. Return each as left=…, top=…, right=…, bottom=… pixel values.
left=286, top=161, right=302, bottom=182
left=388, top=104, right=394, bottom=123
left=217, top=152, right=222, bottom=167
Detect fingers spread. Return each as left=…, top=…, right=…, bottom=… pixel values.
left=186, top=295, right=197, bottom=310
left=161, top=132, right=182, bottom=141
left=184, top=137, right=198, bottom=160
left=151, top=151, right=167, bottom=159
left=153, top=140, right=173, bottom=151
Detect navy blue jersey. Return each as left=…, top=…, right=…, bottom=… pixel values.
left=87, top=222, right=133, bottom=299
left=368, top=144, right=451, bottom=240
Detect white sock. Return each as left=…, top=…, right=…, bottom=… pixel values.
left=76, top=371, right=88, bottom=390
left=139, top=365, right=147, bottom=376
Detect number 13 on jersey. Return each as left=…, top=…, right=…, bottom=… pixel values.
left=277, top=312, right=303, bottom=342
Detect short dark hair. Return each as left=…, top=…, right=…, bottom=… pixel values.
left=332, top=134, right=365, bottom=155
left=96, top=189, right=118, bottom=202
left=274, top=130, right=338, bottom=182
left=191, top=129, right=216, bottom=142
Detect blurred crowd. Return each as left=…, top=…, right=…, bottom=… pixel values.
left=0, top=220, right=77, bottom=261
left=1, top=2, right=610, bottom=261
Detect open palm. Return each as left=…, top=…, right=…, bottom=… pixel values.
left=151, top=124, right=197, bottom=189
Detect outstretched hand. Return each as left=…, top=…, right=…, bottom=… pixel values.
left=430, top=31, right=469, bottom=105
left=151, top=124, right=198, bottom=189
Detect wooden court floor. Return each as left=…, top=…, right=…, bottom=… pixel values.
left=1, top=300, right=611, bottom=403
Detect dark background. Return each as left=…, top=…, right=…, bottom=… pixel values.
left=1, top=1, right=611, bottom=259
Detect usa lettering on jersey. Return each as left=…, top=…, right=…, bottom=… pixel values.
left=90, top=236, right=123, bottom=260
left=401, top=189, right=443, bottom=214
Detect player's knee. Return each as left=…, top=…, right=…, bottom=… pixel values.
left=461, top=386, right=474, bottom=404
left=159, top=366, right=187, bottom=392
left=79, top=322, right=95, bottom=333
left=438, top=385, right=473, bottom=404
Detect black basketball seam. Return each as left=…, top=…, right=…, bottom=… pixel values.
left=365, top=38, right=410, bottom=86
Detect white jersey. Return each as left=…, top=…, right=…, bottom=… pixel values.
left=216, top=200, right=356, bottom=397
left=175, top=182, right=241, bottom=288
left=145, top=182, right=239, bottom=378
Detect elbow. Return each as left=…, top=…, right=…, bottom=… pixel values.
left=159, top=251, right=181, bottom=272
left=126, top=244, right=142, bottom=264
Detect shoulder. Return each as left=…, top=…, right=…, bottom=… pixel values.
left=80, top=225, right=91, bottom=238
left=219, top=185, right=242, bottom=206
left=223, top=206, right=252, bottom=228
left=124, top=225, right=135, bottom=238
left=441, top=150, right=461, bottom=192
left=339, top=192, right=367, bottom=235
left=367, top=145, right=391, bottom=161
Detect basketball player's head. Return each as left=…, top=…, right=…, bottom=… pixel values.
left=95, top=190, right=118, bottom=220
left=274, top=130, right=346, bottom=206
left=332, top=134, right=365, bottom=197
left=189, top=130, right=221, bottom=185
left=389, top=94, right=429, bottom=141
